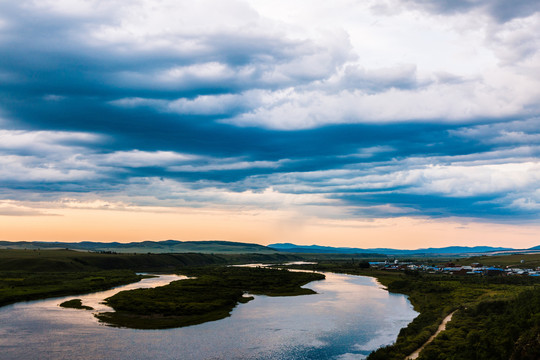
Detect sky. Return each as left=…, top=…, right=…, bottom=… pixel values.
left=0, top=0, right=539, bottom=249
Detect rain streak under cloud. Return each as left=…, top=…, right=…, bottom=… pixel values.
left=0, top=0, right=539, bottom=246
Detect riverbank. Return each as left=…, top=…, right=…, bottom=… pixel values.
left=283, top=261, right=540, bottom=360
left=0, top=270, right=143, bottom=307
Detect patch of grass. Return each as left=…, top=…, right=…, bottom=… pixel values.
left=95, top=266, right=325, bottom=329
left=59, top=298, right=94, bottom=310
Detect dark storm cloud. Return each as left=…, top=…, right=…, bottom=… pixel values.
left=0, top=2, right=353, bottom=105
left=0, top=1, right=538, bottom=222
left=449, top=118, right=540, bottom=147
left=336, top=192, right=534, bottom=220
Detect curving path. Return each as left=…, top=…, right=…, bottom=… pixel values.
left=406, top=310, right=457, bottom=360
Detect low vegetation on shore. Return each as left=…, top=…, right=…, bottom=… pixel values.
left=0, top=269, right=142, bottom=307
left=95, top=266, right=325, bottom=329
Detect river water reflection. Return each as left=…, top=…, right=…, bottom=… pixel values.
left=0, top=272, right=417, bottom=360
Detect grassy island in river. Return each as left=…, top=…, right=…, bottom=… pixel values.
left=96, top=266, right=325, bottom=329
left=59, top=298, right=94, bottom=310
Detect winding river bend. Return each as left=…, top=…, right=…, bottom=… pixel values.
left=0, top=272, right=417, bottom=360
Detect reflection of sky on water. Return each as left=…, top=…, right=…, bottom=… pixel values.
left=0, top=272, right=417, bottom=360
left=81, top=274, right=187, bottom=312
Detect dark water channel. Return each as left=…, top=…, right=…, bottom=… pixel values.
left=0, top=272, right=417, bottom=360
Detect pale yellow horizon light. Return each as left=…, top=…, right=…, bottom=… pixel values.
left=0, top=206, right=539, bottom=250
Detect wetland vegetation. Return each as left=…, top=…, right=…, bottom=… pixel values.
left=0, top=249, right=301, bottom=307
left=0, top=269, right=142, bottom=307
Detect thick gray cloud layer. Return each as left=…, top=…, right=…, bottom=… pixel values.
left=404, top=0, right=540, bottom=23
left=0, top=0, right=539, bottom=222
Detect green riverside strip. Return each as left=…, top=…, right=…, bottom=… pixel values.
left=0, top=270, right=142, bottom=307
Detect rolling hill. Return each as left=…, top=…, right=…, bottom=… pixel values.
left=0, top=240, right=275, bottom=254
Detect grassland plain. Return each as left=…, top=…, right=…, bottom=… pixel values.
left=285, top=262, right=540, bottom=360
left=454, top=253, right=540, bottom=269
left=0, top=249, right=302, bottom=272
left=95, top=266, right=325, bottom=329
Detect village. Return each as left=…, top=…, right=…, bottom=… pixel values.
left=369, top=259, right=540, bottom=277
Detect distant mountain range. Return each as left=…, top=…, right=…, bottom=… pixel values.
left=0, top=240, right=274, bottom=254
left=267, top=243, right=540, bottom=256
left=2, top=240, right=539, bottom=256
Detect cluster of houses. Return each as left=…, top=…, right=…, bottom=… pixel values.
left=369, top=260, right=540, bottom=277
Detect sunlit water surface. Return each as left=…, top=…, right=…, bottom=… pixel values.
left=0, top=272, right=417, bottom=360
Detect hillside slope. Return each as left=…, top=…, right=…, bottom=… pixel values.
left=0, top=240, right=275, bottom=254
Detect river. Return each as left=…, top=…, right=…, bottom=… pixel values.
left=0, top=272, right=417, bottom=360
